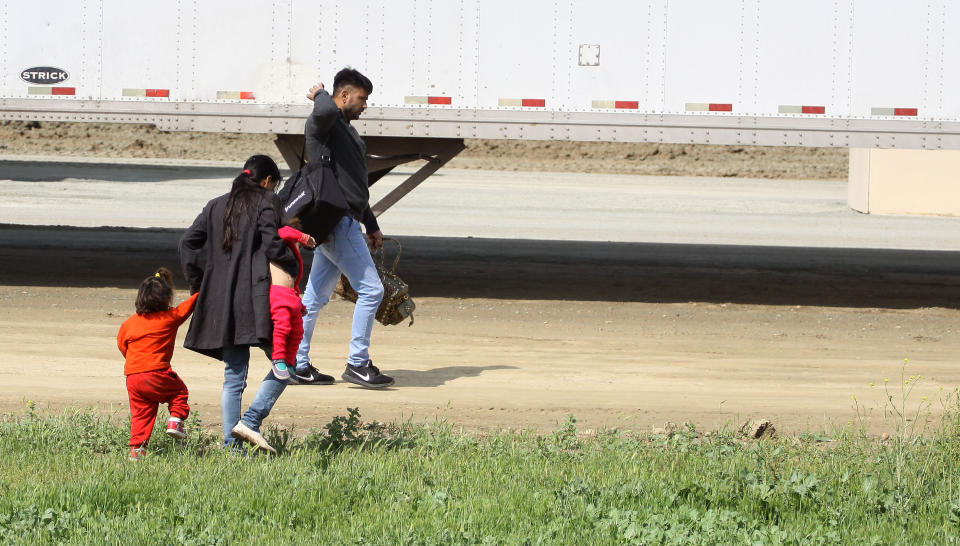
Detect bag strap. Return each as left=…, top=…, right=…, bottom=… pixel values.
left=374, top=238, right=402, bottom=273
left=292, top=138, right=307, bottom=171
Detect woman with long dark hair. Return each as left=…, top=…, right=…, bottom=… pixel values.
left=179, top=155, right=298, bottom=453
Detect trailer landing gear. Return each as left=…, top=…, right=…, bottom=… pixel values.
left=274, top=134, right=464, bottom=217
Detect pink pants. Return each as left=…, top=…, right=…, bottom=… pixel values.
left=270, top=285, right=305, bottom=363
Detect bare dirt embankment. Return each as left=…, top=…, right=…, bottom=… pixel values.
left=0, top=120, right=848, bottom=179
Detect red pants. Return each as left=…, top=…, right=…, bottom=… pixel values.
left=270, top=285, right=305, bottom=362
left=126, top=369, right=189, bottom=447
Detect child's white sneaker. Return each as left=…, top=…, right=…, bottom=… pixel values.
left=129, top=446, right=146, bottom=461
left=165, top=417, right=186, bottom=439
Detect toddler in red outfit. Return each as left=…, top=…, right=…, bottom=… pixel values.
left=268, top=226, right=316, bottom=380
left=117, top=267, right=198, bottom=460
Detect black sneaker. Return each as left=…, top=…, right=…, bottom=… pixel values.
left=287, top=363, right=335, bottom=386
left=341, top=361, right=394, bottom=389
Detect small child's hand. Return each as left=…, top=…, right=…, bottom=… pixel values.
left=297, top=232, right=317, bottom=249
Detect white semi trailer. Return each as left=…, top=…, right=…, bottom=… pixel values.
left=2, top=0, right=959, bottom=215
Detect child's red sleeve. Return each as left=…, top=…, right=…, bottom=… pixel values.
left=278, top=225, right=308, bottom=245
left=170, top=292, right=199, bottom=325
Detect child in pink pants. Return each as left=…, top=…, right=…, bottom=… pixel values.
left=268, top=226, right=316, bottom=379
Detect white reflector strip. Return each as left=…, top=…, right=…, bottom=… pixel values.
left=686, top=103, right=732, bottom=112
left=592, top=100, right=641, bottom=109
left=123, top=89, right=170, bottom=98
left=27, top=86, right=75, bottom=96
left=405, top=96, right=453, bottom=105
left=779, top=105, right=826, bottom=114
left=217, top=91, right=255, bottom=100
left=871, top=107, right=917, bottom=116
left=498, top=98, right=546, bottom=107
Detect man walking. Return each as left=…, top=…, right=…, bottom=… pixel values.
left=289, top=67, right=395, bottom=389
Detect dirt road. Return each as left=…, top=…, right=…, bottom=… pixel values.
left=1, top=224, right=958, bottom=435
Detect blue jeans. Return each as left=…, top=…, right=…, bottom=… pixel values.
left=297, top=216, right=384, bottom=368
left=221, top=344, right=287, bottom=446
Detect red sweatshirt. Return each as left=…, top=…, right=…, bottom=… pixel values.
left=277, top=226, right=311, bottom=291
left=117, top=293, right=199, bottom=375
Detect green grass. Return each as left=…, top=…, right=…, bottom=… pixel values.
left=2, top=404, right=960, bottom=545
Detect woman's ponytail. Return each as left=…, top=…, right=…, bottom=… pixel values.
left=222, top=155, right=281, bottom=252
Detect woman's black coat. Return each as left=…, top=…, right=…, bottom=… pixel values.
left=179, top=190, right=298, bottom=360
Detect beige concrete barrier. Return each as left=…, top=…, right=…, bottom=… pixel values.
left=849, top=149, right=960, bottom=216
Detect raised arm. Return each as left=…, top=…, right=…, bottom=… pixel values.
left=304, top=85, right=340, bottom=163
left=169, top=292, right=199, bottom=326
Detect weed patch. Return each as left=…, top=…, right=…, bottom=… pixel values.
left=1, top=403, right=960, bottom=544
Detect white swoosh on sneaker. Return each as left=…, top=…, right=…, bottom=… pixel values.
left=354, top=371, right=371, bottom=382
